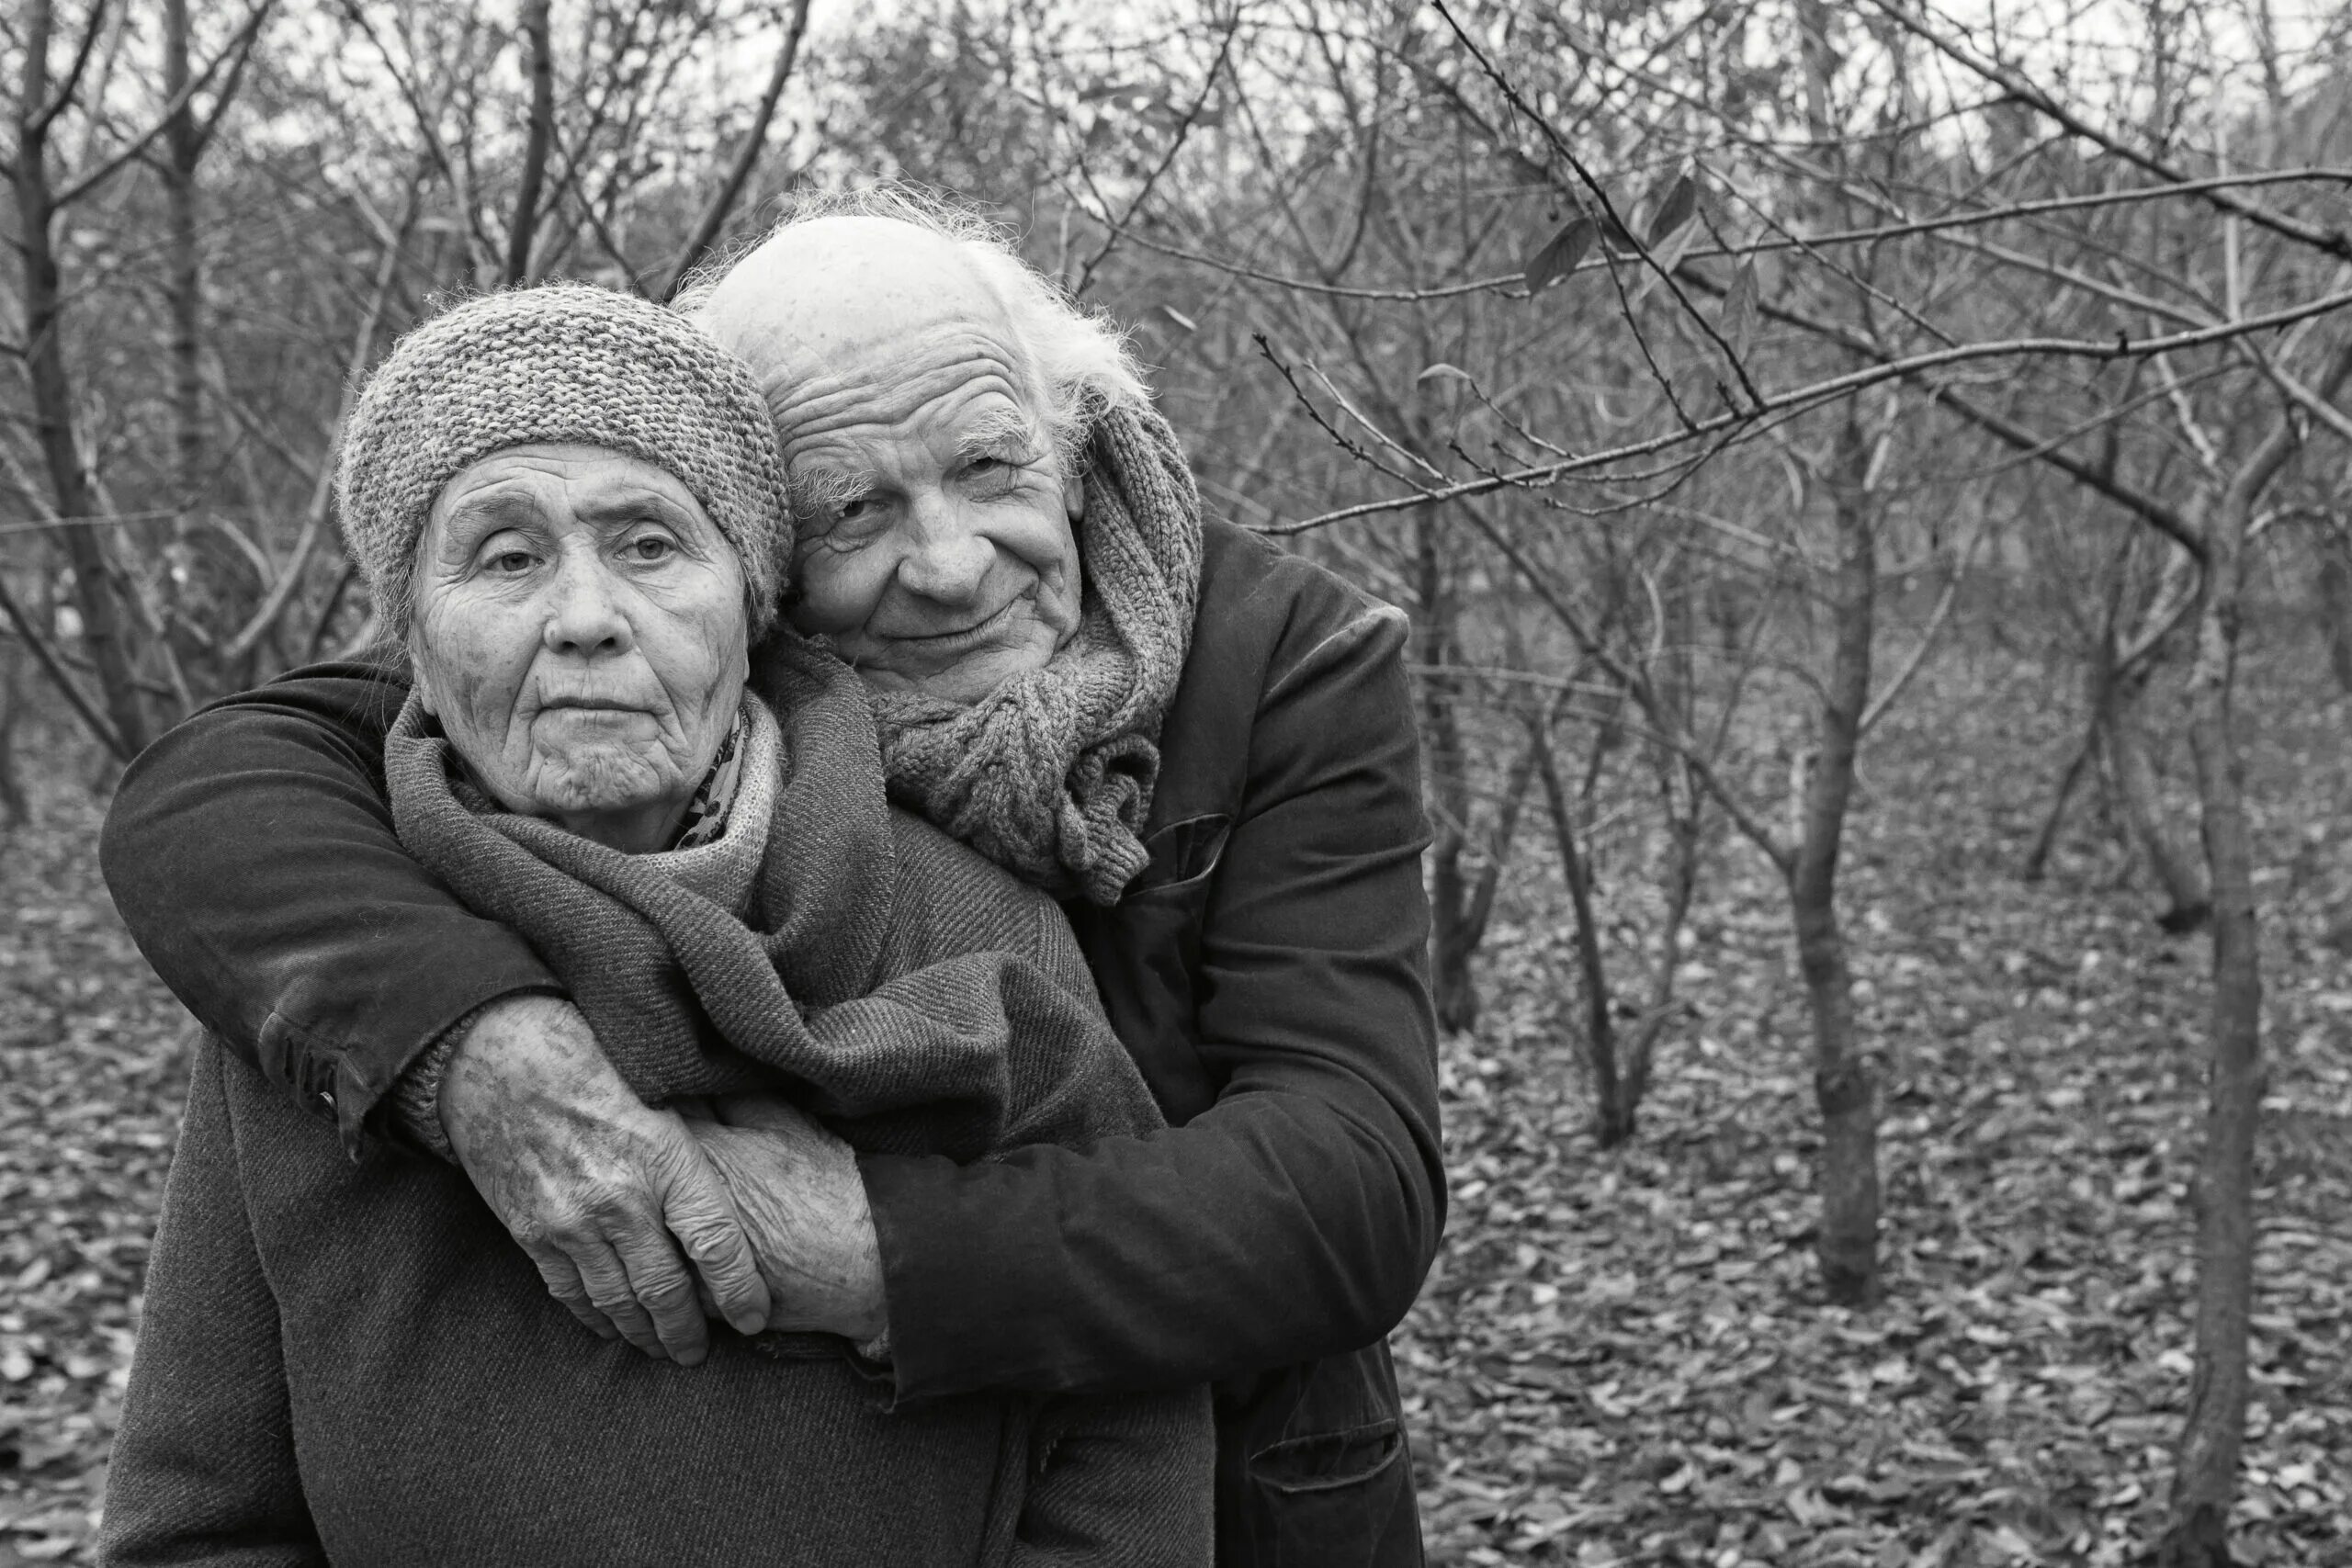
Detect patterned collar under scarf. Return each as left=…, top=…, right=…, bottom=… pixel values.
left=861, top=399, right=1203, bottom=907
left=671, top=713, right=749, bottom=852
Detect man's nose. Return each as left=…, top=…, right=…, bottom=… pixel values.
left=541, top=553, right=633, bottom=656
left=895, top=496, right=992, bottom=605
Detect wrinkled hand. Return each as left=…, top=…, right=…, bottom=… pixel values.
left=438, top=995, right=772, bottom=1364
left=680, top=1094, right=887, bottom=1343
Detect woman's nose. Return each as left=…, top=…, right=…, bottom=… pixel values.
left=895, top=499, right=992, bottom=605
left=541, top=556, right=633, bottom=656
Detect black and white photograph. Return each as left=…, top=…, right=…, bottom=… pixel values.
left=0, top=2, right=2347, bottom=1564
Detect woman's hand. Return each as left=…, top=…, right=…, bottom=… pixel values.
left=681, top=1095, right=888, bottom=1343
left=438, top=995, right=773, bottom=1363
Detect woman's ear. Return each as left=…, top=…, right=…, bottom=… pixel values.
left=408, top=627, right=440, bottom=717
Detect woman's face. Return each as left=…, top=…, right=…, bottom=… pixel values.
left=411, top=444, right=749, bottom=853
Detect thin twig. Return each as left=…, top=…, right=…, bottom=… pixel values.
left=1258, top=286, right=2352, bottom=538
left=0, top=570, right=126, bottom=760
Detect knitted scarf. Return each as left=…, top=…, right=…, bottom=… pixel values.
left=868, top=400, right=1202, bottom=907
left=380, top=637, right=1160, bottom=1160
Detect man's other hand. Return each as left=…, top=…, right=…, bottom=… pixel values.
left=681, top=1094, right=887, bottom=1344
left=437, top=995, right=772, bottom=1363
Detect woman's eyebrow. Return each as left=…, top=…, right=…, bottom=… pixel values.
left=576, top=493, right=703, bottom=528
left=442, top=492, right=546, bottom=536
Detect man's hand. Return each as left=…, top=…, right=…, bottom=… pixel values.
left=438, top=996, right=772, bottom=1363
left=681, top=1094, right=887, bottom=1344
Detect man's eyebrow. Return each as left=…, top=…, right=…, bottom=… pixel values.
left=958, top=406, right=1044, bottom=459
left=786, top=461, right=879, bottom=520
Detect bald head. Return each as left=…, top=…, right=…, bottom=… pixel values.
left=696, top=218, right=1029, bottom=414
left=688, top=213, right=1088, bottom=703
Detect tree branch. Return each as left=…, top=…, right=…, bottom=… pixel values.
left=1260, top=279, right=2350, bottom=544
left=1873, top=1, right=2352, bottom=263
left=27, top=0, right=107, bottom=139
left=50, top=0, right=272, bottom=209
left=0, top=570, right=127, bottom=761
left=652, top=0, right=811, bottom=301
left=1069, top=8, right=1242, bottom=299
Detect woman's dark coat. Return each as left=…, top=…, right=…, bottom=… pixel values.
left=101, top=518, right=1445, bottom=1568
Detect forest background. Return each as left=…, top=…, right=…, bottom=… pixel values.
left=1, top=0, right=2349, bottom=1564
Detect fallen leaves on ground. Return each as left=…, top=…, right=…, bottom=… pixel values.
left=1397, top=648, right=2352, bottom=1565
left=0, top=778, right=186, bottom=1568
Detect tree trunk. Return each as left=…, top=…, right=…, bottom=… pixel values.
left=12, top=0, right=150, bottom=760
left=1534, top=719, right=1630, bottom=1145
left=1789, top=411, right=1881, bottom=1306
left=2318, top=535, right=2352, bottom=695
left=2157, top=479, right=2269, bottom=1568
left=0, top=647, right=29, bottom=828
left=1419, top=511, right=1482, bottom=1032
left=2021, top=728, right=2095, bottom=883
left=164, top=0, right=204, bottom=513
left=502, top=0, right=555, bottom=287
left=1429, top=832, right=1478, bottom=1031
left=2105, top=662, right=2211, bottom=932
left=1623, top=777, right=1704, bottom=1111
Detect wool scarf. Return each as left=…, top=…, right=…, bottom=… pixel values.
left=379, top=637, right=1162, bottom=1158
left=868, top=400, right=1203, bottom=907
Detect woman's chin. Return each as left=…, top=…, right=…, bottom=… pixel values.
left=513, top=750, right=679, bottom=822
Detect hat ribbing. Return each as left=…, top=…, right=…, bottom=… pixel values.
left=336, top=283, right=786, bottom=638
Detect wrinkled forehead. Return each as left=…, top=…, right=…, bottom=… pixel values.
left=428, top=444, right=709, bottom=533
left=696, top=221, right=1040, bottom=446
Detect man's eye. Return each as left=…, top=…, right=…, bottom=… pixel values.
left=837, top=496, right=874, bottom=522
left=485, top=548, right=537, bottom=574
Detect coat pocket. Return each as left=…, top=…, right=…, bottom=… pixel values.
left=1246, top=1417, right=1413, bottom=1567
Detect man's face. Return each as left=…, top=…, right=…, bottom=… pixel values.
left=700, top=221, right=1085, bottom=705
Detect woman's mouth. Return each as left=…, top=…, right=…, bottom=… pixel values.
left=537, top=698, right=652, bottom=720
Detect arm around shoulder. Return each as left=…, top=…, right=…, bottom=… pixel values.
left=99, top=666, right=560, bottom=1148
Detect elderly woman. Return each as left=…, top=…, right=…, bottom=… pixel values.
left=100, top=285, right=1209, bottom=1568
left=105, top=188, right=1441, bottom=1568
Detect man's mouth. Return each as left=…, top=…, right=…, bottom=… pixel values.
left=890, top=595, right=1024, bottom=649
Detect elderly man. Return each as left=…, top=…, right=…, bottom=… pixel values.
left=102, top=188, right=1441, bottom=1568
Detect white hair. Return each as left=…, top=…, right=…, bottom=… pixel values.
left=676, top=184, right=1153, bottom=478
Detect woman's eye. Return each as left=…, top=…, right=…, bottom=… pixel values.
left=485, top=549, right=537, bottom=574
left=627, top=534, right=678, bottom=563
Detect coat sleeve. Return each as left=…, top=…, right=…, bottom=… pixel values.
left=98, top=665, right=564, bottom=1151
left=99, top=1042, right=327, bottom=1568
left=861, top=592, right=1444, bottom=1397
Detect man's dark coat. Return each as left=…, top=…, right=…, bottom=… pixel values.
left=102, top=518, right=1445, bottom=1568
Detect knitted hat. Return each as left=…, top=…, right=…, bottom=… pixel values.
left=335, top=283, right=787, bottom=638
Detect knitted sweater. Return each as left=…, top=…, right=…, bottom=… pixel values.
left=100, top=640, right=1213, bottom=1568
